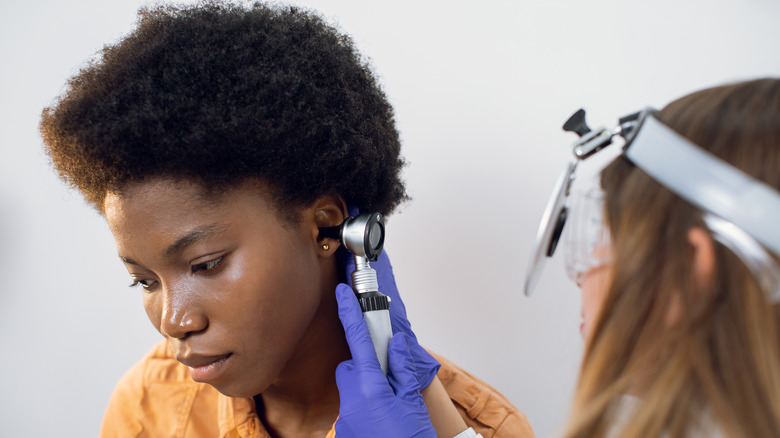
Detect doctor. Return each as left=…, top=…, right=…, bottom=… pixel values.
left=333, top=77, right=780, bottom=437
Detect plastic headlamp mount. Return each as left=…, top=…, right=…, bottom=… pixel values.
left=524, top=108, right=780, bottom=303
left=622, top=110, right=780, bottom=257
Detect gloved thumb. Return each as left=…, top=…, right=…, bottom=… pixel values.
left=335, top=360, right=354, bottom=391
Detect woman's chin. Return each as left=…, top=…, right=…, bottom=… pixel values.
left=208, top=375, right=271, bottom=399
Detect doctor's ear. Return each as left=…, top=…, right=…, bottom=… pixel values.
left=688, top=227, right=716, bottom=293
left=666, top=226, right=716, bottom=326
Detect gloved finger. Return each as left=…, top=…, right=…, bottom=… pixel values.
left=386, top=332, right=422, bottom=401
left=335, top=283, right=383, bottom=370
left=373, top=251, right=410, bottom=330
left=378, top=259, right=440, bottom=391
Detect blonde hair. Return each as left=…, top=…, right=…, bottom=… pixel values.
left=564, top=78, right=780, bottom=438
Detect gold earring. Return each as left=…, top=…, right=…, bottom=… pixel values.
left=322, top=244, right=330, bottom=251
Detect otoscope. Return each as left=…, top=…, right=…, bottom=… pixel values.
left=319, top=213, right=393, bottom=374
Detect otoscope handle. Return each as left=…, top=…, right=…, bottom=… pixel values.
left=350, top=254, right=392, bottom=374
left=358, top=291, right=392, bottom=375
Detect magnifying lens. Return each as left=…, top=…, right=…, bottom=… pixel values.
left=523, top=162, right=576, bottom=296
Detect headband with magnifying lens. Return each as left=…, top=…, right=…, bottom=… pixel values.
left=523, top=108, right=780, bottom=302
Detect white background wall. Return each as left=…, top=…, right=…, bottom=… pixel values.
left=1, top=0, right=778, bottom=436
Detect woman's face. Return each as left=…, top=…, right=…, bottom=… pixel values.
left=565, top=188, right=615, bottom=341
left=104, top=178, right=341, bottom=398
left=579, top=260, right=613, bottom=340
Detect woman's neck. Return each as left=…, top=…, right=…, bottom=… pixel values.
left=255, top=282, right=350, bottom=437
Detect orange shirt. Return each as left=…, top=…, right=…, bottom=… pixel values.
left=100, top=340, right=535, bottom=438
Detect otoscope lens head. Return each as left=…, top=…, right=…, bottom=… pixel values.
left=368, top=221, right=382, bottom=249
left=365, top=215, right=385, bottom=260
left=342, top=213, right=385, bottom=261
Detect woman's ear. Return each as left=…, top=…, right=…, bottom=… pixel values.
left=309, top=194, right=348, bottom=256
left=688, top=226, right=716, bottom=293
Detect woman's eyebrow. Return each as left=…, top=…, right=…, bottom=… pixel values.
left=117, top=223, right=228, bottom=265
left=164, top=223, right=228, bottom=257
left=120, top=256, right=140, bottom=266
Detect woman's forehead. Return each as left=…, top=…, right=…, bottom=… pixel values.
left=112, top=177, right=217, bottom=199
left=104, top=177, right=294, bottom=228
left=104, top=177, right=299, bottom=255
left=106, top=177, right=275, bottom=209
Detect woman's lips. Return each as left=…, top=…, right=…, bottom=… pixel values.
left=178, top=353, right=232, bottom=383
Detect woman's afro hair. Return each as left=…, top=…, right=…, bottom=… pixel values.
left=40, top=1, right=408, bottom=217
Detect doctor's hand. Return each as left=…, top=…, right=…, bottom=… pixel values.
left=334, top=284, right=436, bottom=438
left=341, top=206, right=441, bottom=390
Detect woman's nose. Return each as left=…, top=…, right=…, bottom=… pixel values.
left=158, top=284, right=208, bottom=339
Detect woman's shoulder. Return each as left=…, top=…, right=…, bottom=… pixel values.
left=99, top=340, right=222, bottom=437
left=110, top=340, right=196, bottom=395
left=429, top=350, right=536, bottom=438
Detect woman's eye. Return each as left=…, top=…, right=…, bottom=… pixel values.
left=129, top=279, right=158, bottom=291
left=191, top=256, right=224, bottom=274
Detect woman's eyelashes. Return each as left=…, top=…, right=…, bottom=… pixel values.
left=129, top=278, right=158, bottom=291
left=127, top=256, right=226, bottom=290
left=191, top=256, right=225, bottom=274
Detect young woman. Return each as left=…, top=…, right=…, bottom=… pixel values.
left=39, top=2, right=534, bottom=437
left=334, top=77, right=780, bottom=438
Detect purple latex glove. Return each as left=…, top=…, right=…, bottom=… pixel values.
left=341, top=206, right=441, bottom=390
left=334, top=284, right=436, bottom=438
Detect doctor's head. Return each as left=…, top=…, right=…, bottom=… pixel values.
left=39, top=2, right=407, bottom=397
left=566, top=78, right=780, bottom=438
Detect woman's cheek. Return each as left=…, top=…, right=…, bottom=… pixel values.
left=579, top=264, right=613, bottom=340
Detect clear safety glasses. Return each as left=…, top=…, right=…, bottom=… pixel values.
left=524, top=108, right=780, bottom=303
left=563, top=188, right=612, bottom=286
